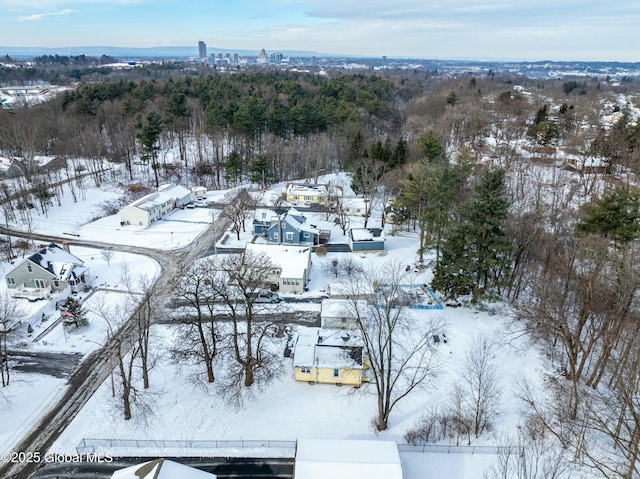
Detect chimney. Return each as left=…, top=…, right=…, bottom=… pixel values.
left=62, top=241, right=70, bottom=253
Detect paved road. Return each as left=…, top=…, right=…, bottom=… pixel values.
left=0, top=215, right=231, bottom=479
left=30, top=457, right=295, bottom=479
left=5, top=350, right=83, bottom=378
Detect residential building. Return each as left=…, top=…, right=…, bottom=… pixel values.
left=284, top=182, right=338, bottom=206
left=120, top=184, right=191, bottom=227
left=293, top=328, right=367, bottom=387
left=294, top=439, right=403, bottom=479
left=245, top=243, right=311, bottom=294
left=349, top=228, right=385, bottom=252
left=5, top=243, right=89, bottom=298
left=253, top=208, right=324, bottom=245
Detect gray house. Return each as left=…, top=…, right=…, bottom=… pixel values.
left=254, top=208, right=323, bottom=245
left=349, top=228, right=385, bottom=252
left=5, top=243, right=89, bottom=298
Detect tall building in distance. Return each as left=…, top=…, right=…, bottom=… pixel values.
left=198, top=41, right=207, bottom=63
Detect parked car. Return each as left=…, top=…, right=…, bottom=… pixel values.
left=251, top=290, right=281, bottom=303
left=193, top=199, right=209, bottom=208
left=185, top=203, right=197, bottom=209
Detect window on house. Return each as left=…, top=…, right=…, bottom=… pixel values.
left=34, top=279, right=45, bottom=289
left=285, top=232, right=294, bottom=241
left=273, top=232, right=279, bottom=239
left=27, top=264, right=32, bottom=273
left=53, top=280, right=59, bottom=288
left=303, top=232, right=310, bottom=238
left=333, top=369, right=340, bottom=377
left=6, top=277, right=15, bottom=285
left=301, top=367, right=311, bottom=373
left=281, top=222, right=286, bottom=228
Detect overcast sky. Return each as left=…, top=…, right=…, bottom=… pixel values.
left=1, top=0, right=638, bottom=61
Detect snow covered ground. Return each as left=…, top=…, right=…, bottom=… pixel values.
left=0, top=173, right=549, bottom=478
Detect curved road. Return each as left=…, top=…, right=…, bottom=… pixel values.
left=0, top=216, right=229, bottom=479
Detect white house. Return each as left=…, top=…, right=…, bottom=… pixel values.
left=111, top=458, right=216, bottom=479
left=245, top=242, right=311, bottom=294
left=158, top=183, right=192, bottom=207
left=120, top=184, right=191, bottom=227
left=294, top=438, right=403, bottom=479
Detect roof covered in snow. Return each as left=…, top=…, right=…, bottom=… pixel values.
left=293, top=329, right=364, bottom=369
left=350, top=228, right=385, bottom=242
left=158, top=183, right=191, bottom=199
left=22, top=243, right=86, bottom=281
left=245, top=243, right=310, bottom=278
left=111, top=458, right=216, bottom=479
left=294, top=439, right=402, bottom=479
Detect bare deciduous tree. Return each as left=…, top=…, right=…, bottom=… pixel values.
left=100, top=249, right=114, bottom=266
left=172, top=258, right=220, bottom=384
left=343, top=259, right=443, bottom=430
left=460, top=335, right=501, bottom=439
left=0, top=292, right=25, bottom=387
left=220, top=188, right=257, bottom=241
left=206, top=251, right=285, bottom=402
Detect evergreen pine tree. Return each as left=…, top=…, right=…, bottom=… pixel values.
left=432, top=168, right=510, bottom=302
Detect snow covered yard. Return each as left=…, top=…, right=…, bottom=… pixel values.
left=0, top=247, right=160, bottom=453
left=49, top=296, right=543, bottom=479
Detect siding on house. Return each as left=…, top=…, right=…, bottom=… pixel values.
left=245, top=243, right=311, bottom=294
left=293, top=329, right=366, bottom=387
left=5, top=243, right=87, bottom=293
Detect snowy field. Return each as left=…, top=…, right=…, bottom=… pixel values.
left=0, top=173, right=551, bottom=478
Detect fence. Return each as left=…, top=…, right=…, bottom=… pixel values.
left=399, top=444, right=524, bottom=455
left=76, top=438, right=297, bottom=457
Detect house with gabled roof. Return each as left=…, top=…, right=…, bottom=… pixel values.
left=120, top=183, right=192, bottom=227
left=245, top=242, right=312, bottom=294
left=292, top=328, right=367, bottom=387
left=254, top=208, right=326, bottom=245
left=285, top=181, right=337, bottom=206
left=5, top=243, right=89, bottom=298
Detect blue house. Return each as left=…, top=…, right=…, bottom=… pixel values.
left=349, top=228, right=385, bottom=252
left=254, top=208, right=321, bottom=245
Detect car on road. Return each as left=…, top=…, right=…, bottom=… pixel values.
left=251, top=290, right=281, bottom=303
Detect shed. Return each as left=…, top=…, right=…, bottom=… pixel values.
left=294, top=438, right=403, bottom=479
left=349, top=228, right=385, bottom=252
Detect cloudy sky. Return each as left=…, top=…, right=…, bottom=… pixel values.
left=1, top=0, right=638, bottom=61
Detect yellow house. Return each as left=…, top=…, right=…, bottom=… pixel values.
left=293, top=329, right=367, bottom=387
left=285, top=182, right=336, bottom=206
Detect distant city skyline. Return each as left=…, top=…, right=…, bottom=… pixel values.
left=0, top=0, right=639, bottom=62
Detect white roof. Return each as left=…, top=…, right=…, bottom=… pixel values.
left=293, top=329, right=364, bottom=369
left=286, top=182, right=330, bottom=196
left=23, top=243, right=86, bottom=281
left=320, top=298, right=364, bottom=318
left=158, top=183, right=191, bottom=198
left=295, top=439, right=402, bottom=479
left=111, top=459, right=216, bottom=479
left=245, top=243, right=310, bottom=278
left=350, top=228, right=385, bottom=242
